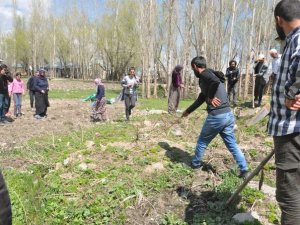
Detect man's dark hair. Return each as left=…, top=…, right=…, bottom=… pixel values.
left=275, top=0, right=300, bottom=21
left=129, top=67, right=135, bottom=72
left=229, top=60, right=237, bottom=66
left=191, top=56, right=207, bottom=69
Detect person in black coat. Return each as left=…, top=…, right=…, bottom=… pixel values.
left=27, top=72, right=38, bottom=111
left=33, top=69, right=49, bottom=119
left=225, top=60, right=240, bottom=106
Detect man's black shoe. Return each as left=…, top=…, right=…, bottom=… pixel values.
left=191, top=164, right=202, bottom=169
left=238, top=171, right=250, bottom=179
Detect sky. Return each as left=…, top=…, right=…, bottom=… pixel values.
left=0, top=0, right=103, bottom=33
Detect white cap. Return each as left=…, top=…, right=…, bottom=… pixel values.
left=258, top=54, right=265, bottom=60
left=269, top=48, right=278, bottom=54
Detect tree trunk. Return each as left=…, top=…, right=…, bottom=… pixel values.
left=227, top=0, right=237, bottom=64
left=243, top=0, right=256, bottom=100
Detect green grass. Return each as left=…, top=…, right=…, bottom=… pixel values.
left=49, top=89, right=121, bottom=100
left=2, top=87, right=278, bottom=224
left=4, top=120, right=194, bottom=224
left=138, top=97, right=202, bottom=111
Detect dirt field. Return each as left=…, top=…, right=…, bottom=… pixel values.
left=0, top=79, right=125, bottom=150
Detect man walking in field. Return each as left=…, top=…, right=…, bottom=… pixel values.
left=121, top=67, right=139, bottom=121
left=269, top=1, right=300, bottom=224
left=182, top=56, right=249, bottom=178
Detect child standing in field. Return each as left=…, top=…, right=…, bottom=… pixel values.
left=10, top=72, right=25, bottom=117
left=90, top=78, right=107, bottom=122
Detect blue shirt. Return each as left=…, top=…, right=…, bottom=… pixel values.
left=95, top=85, right=105, bottom=99
left=268, top=26, right=300, bottom=136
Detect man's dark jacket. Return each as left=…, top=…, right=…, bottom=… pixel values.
left=186, top=69, right=230, bottom=115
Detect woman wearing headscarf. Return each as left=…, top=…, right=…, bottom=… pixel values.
left=33, top=69, right=49, bottom=119
left=168, top=65, right=184, bottom=113
left=90, top=78, right=107, bottom=122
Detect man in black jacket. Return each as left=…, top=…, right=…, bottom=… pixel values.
left=0, top=64, right=13, bottom=124
left=27, top=72, right=38, bottom=111
left=182, top=56, right=248, bottom=178
left=225, top=60, right=240, bottom=106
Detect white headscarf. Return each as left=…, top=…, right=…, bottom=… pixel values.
left=94, top=78, right=103, bottom=86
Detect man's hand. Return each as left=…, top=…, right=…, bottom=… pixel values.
left=208, top=97, right=221, bottom=107
left=285, top=95, right=300, bottom=110
left=181, top=110, right=189, bottom=118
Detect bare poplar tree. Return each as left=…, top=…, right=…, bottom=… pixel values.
left=182, top=0, right=194, bottom=98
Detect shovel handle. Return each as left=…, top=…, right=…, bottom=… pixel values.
left=226, top=149, right=275, bottom=206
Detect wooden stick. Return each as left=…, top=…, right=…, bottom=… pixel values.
left=226, top=149, right=275, bottom=206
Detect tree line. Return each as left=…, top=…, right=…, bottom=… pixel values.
left=0, top=0, right=279, bottom=98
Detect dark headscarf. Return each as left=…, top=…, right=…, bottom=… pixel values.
left=171, top=65, right=183, bottom=88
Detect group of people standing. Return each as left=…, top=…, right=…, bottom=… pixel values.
left=225, top=49, right=282, bottom=108
left=0, top=66, right=50, bottom=125
left=168, top=50, right=282, bottom=112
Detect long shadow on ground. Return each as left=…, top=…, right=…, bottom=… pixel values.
left=158, top=141, right=217, bottom=174
left=158, top=141, right=192, bottom=167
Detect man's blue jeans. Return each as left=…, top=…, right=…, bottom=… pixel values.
left=0, top=93, right=8, bottom=120
left=192, top=112, right=248, bottom=172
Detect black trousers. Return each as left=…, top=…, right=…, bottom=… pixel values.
left=29, top=90, right=35, bottom=108
left=0, top=170, right=12, bottom=225
left=35, top=92, right=49, bottom=116
left=254, top=76, right=266, bottom=103
left=274, top=133, right=300, bottom=225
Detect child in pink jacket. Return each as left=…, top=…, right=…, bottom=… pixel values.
left=10, top=72, right=25, bottom=117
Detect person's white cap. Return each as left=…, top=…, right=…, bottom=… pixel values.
left=269, top=48, right=278, bottom=54
left=258, top=54, right=265, bottom=60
